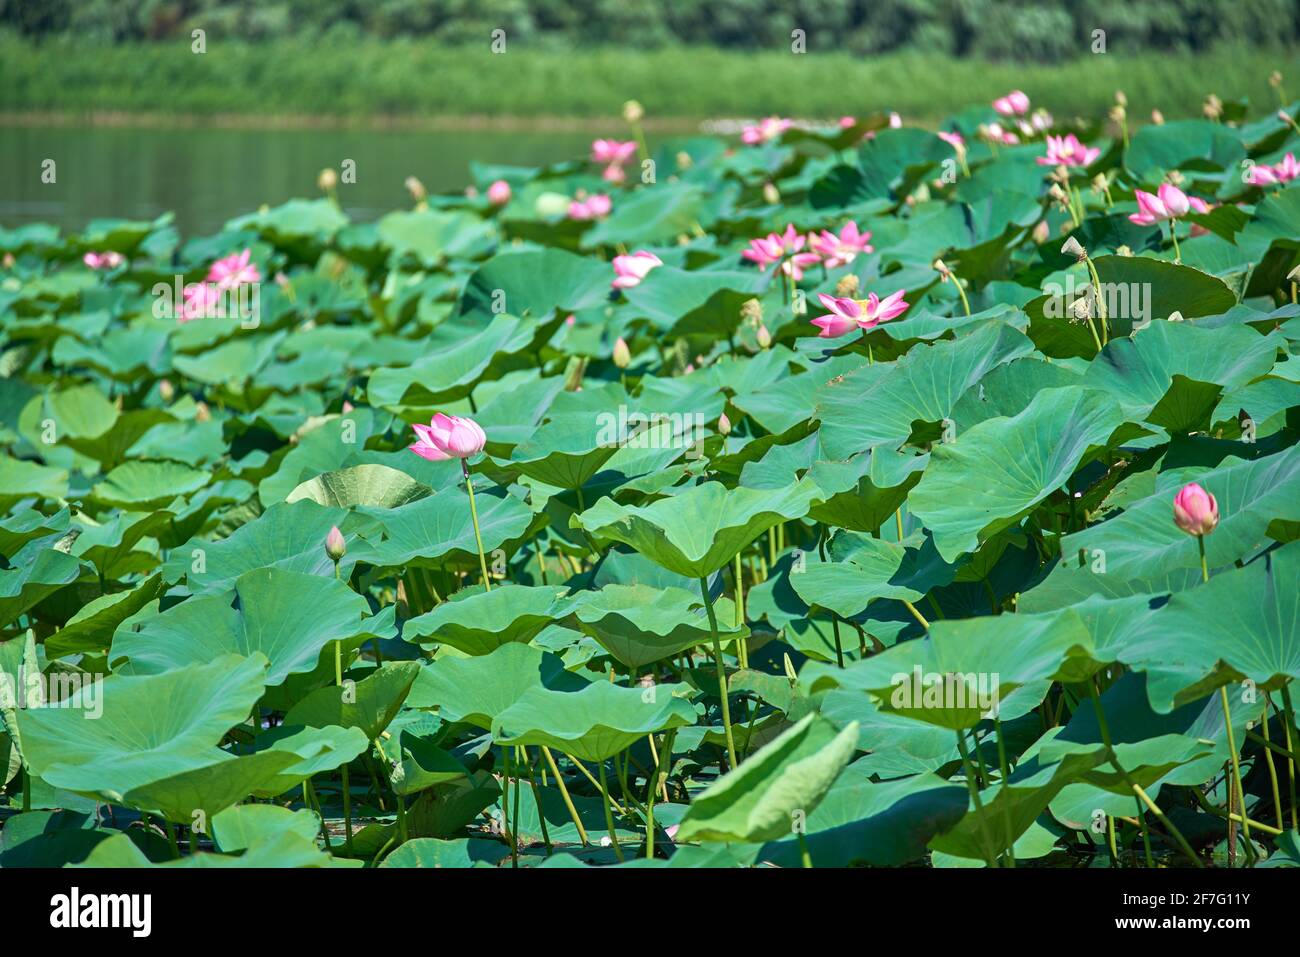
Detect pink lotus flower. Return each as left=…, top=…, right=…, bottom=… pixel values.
left=741, top=116, right=792, bottom=145
left=83, top=251, right=124, bottom=270
left=611, top=250, right=663, bottom=289
left=839, top=116, right=857, bottom=129
left=487, top=180, right=512, bottom=205
left=569, top=193, right=612, bottom=221
left=1129, top=184, right=1190, bottom=226
left=409, top=413, right=487, bottom=461
left=809, top=221, right=874, bottom=269
left=1186, top=196, right=1215, bottom=236
left=809, top=290, right=908, bottom=337
left=1173, top=482, right=1218, bottom=536
left=177, top=282, right=220, bottom=323
left=980, top=122, right=1019, bottom=146
left=591, top=139, right=637, bottom=165
left=780, top=251, right=821, bottom=281
left=742, top=224, right=819, bottom=279
left=601, top=163, right=626, bottom=184
left=993, top=90, right=1030, bottom=116
left=1246, top=152, right=1300, bottom=186
left=889, top=112, right=903, bottom=129
left=209, top=249, right=260, bottom=290
left=1037, top=134, right=1100, bottom=168
left=937, top=130, right=965, bottom=151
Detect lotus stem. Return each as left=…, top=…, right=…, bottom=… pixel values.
left=644, top=726, right=677, bottom=858
left=597, top=760, right=624, bottom=862
left=1169, top=222, right=1181, bottom=263
left=732, top=552, right=748, bottom=668
left=1219, top=686, right=1255, bottom=863
left=512, top=746, right=523, bottom=866
left=462, top=459, right=492, bottom=591
left=521, top=747, right=551, bottom=855
left=901, top=599, right=930, bottom=631
left=993, top=715, right=1015, bottom=868
left=954, top=729, right=999, bottom=867
left=1089, top=679, right=1201, bottom=867
left=1084, top=256, right=1108, bottom=344
left=335, top=638, right=354, bottom=857
left=1280, top=686, right=1299, bottom=830
left=1259, top=697, right=1286, bottom=832
left=540, top=746, right=589, bottom=846
left=796, top=830, right=813, bottom=869
left=699, top=576, right=739, bottom=769
left=500, top=744, right=515, bottom=867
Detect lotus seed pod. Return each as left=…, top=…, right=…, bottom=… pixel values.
left=318, top=168, right=338, bottom=192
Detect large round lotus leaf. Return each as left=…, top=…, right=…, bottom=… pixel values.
left=14, top=654, right=269, bottom=799
left=378, top=837, right=509, bottom=868
left=211, top=804, right=321, bottom=853
left=352, top=488, right=534, bottom=572
left=458, top=248, right=612, bottom=320
left=122, top=749, right=302, bottom=824
left=283, top=661, right=421, bottom=739
left=566, top=583, right=747, bottom=668
left=249, top=724, right=370, bottom=798
left=802, top=610, right=1101, bottom=730
left=1116, top=539, right=1300, bottom=712
left=110, top=567, right=391, bottom=686
left=573, top=479, right=821, bottom=579
left=44, top=572, right=165, bottom=658
left=492, top=680, right=698, bottom=762
left=403, top=584, right=570, bottom=655
left=91, top=460, right=211, bottom=510
left=286, top=463, right=429, bottom=509
left=76, top=829, right=332, bottom=868
left=910, top=387, right=1130, bottom=562
left=408, top=642, right=588, bottom=729
left=816, top=322, right=1034, bottom=459
left=0, top=543, right=82, bottom=627
left=506, top=413, right=625, bottom=490
left=1063, top=445, right=1300, bottom=581
left=676, top=713, right=859, bottom=844
left=164, top=500, right=351, bottom=594
left=0, top=458, right=69, bottom=513
left=791, top=533, right=955, bottom=618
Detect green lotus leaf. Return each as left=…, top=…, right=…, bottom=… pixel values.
left=567, top=582, right=747, bottom=668
left=211, top=804, right=322, bottom=853
left=492, top=679, right=697, bottom=762
left=352, top=487, right=534, bottom=572
left=507, top=412, right=625, bottom=489
left=676, top=713, right=858, bottom=844
left=378, top=837, right=509, bottom=868
left=110, top=568, right=391, bottom=686
left=408, top=642, right=588, bottom=729
left=286, top=463, right=430, bottom=509
left=403, top=584, right=570, bottom=655
left=284, top=661, right=421, bottom=739
left=14, top=654, right=269, bottom=799
left=91, top=460, right=211, bottom=510
left=459, top=248, right=611, bottom=320
left=572, top=478, right=821, bottom=579
left=1063, top=445, right=1300, bottom=580
left=911, top=387, right=1130, bottom=562
left=791, top=533, right=955, bottom=618
left=0, top=457, right=69, bottom=512
left=45, top=572, right=165, bottom=658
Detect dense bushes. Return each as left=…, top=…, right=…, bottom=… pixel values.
left=3, top=0, right=1297, bottom=58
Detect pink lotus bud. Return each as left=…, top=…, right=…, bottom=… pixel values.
left=325, top=525, right=347, bottom=562
left=756, top=323, right=772, bottom=349
left=718, top=412, right=732, bottom=435
left=1172, top=482, right=1219, bottom=536
left=612, top=337, right=631, bottom=368
left=409, top=413, right=487, bottom=461
left=487, top=180, right=512, bottom=206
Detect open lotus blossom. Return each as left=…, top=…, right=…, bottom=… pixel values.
left=1173, top=482, right=1219, bottom=536
left=741, top=116, right=791, bottom=145
left=993, top=90, right=1030, bottom=116
left=83, top=251, right=124, bottom=270
left=409, top=413, right=487, bottom=461
left=611, top=250, right=663, bottom=289
left=1037, top=134, right=1100, bottom=168
left=177, top=282, right=220, bottom=323
left=1128, top=184, right=1190, bottom=226
left=742, top=223, right=805, bottom=270
left=591, top=139, right=637, bottom=165
left=486, top=179, right=512, bottom=205
left=809, top=290, right=909, bottom=337
left=809, top=221, right=874, bottom=269
left=1246, top=152, right=1300, bottom=186
left=568, top=193, right=612, bottom=221
left=208, top=249, right=261, bottom=290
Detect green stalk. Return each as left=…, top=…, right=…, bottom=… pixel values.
left=500, top=744, right=514, bottom=867
left=1197, top=534, right=1209, bottom=583
left=733, top=552, right=748, bottom=668
left=462, top=459, right=492, bottom=591
left=1089, top=680, right=1200, bottom=867
left=540, top=746, right=589, bottom=846
left=1170, top=221, right=1182, bottom=262
left=335, top=638, right=354, bottom=856
left=796, top=830, right=813, bottom=869
left=522, top=747, right=551, bottom=855
left=1281, top=686, right=1299, bottom=830
left=992, top=716, right=1015, bottom=867
left=644, top=726, right=677, bottom=859
left=597, top=760, right=624, bottom=862
left=954, top=729, right=998, bottom=868
left=1219, top=686, right=1255, bottom=864
left=1260, top=697, right=1285, bottom=832
left=1084, top=255, right=1109, bottom=344
left=699, top=576, right=739, bottom=769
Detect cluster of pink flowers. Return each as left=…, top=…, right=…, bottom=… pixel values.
left=568, top=193, right=612, bottom=221
left=741, top=116, right=792, bottom=145
left=1038, top=133, right=1101, bottom=168
left=83, top=251, right=124, bottom=270
left=591, top=139, right=638, bottom=183
left=993, top=90, right=1031, bottom=116
left=177, top=249, right=261, bottom=323
left=809, top=290, right=910, bottom=338
left=611, top=250, right=663, bottom=290
left=1246, top=152, right=1299, bottom=186
left=1128, top=183, right=1209, bottom=227
left=743, top=221, right=874, bottom=279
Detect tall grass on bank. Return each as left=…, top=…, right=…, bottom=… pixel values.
left=1, top=37, right=1295, bottom=123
